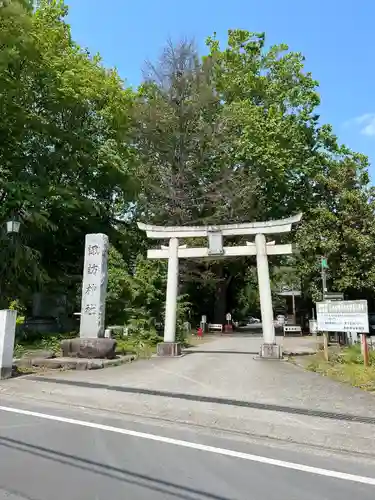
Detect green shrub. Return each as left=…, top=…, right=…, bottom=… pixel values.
left=332, top=344, right=375, bottom=366
left=9, top=300, right=25, bottom=326
left=14, top=331, right=77, bottom=355
left=176, top=294, right=192, bottom=345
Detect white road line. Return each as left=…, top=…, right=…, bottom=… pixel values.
left=0, top=405, right=374, bottom=486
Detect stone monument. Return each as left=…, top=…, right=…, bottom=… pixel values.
left=61, top=233, right=116, bottom=359
left=79, top=233, right=109, bottom=338
left=0, top=309, right=17, bottom=379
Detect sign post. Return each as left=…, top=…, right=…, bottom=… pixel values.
left=320, top=256, right=329, bottom=358
left=323, top=331, right=329, bottom=361
left=362, top=334, right=369, bottom=367
left=321, top=256, right=328, bottom=296
left=200, top=315, right=207, bottom=333
left=316, top=300, right=369, bottom=365
left=309, top=319, right=318, bottom=336
left=225, top=312, right=233, bottom=333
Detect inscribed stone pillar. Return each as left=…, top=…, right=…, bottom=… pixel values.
left=79, top=234, right=109, bottom=339
left=0, top=309, right=17, bottom=379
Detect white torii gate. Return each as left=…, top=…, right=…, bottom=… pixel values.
left=138, top=213, right=302, bottom=358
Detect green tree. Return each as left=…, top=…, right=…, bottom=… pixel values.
left=206, top=30, right=375, bottom=306
left=296, top=151, right=375, bottom=301
left=0, top=0, right=136, bottom=305
left=206, top=29, right=321, bottom=219
left=133, top=38, right=260, bottom=226
left=133, top=38, right=263, bottom=322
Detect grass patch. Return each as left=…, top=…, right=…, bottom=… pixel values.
left=14, top=332, right=77, bottom=358
left=116, top=332, right=215, bottom=356
left=115, top=338, right=157, bottom=359
left=15, top=332, right=159, bottom=360
left=305, top=344, right=375, bottom=392
left=185, top=333, right=216, bottom=347
left=14, top=331, right=215, bottom=361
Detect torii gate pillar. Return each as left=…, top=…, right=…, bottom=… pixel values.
left=138, top=214, right=302, bottom=358
left=255, top=233, right=280, bottom=358
left=164, top=238, right=179, bottom=344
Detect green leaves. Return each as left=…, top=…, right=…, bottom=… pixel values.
left=0, top=0, right=136, bottom=300
left=2, top=12, right=375, bottom=326
left=204, top=29, right=375, bottom=305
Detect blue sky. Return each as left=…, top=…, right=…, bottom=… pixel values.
left=66, top=0, right=375, bottom=174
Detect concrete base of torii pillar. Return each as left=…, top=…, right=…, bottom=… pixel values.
left=259, top=343, right=283, bottom=359
left=157, top=342, right=182, bottom=357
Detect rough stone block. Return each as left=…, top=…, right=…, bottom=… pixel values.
left=37, top=358, right=64, bottom=369
left=74, top=360, right=88, bottom=370
left=157, top=342, right=182, bottom=357
left=61, top=338, right=116, bottom=359
left=259, top=343, right=283, bottom=359
left=87, top=359, right=104, bottom=369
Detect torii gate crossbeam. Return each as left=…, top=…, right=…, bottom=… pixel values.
left=138, top=213, right=302, bottom=358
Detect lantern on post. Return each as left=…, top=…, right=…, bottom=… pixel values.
left=6, top=218, right=21, bottom=234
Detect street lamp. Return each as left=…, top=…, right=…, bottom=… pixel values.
left=6, top=219, right=21, bottom=234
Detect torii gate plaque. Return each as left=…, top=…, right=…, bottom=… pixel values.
left=138, top=213, right=302, bottom=358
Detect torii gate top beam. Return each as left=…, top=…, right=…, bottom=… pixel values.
left=137, top=213, right=302, bottom=239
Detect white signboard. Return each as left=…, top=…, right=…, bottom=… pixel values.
left=226, top=312, right=232, bottom=321
left=316, top=300, right=369, bottom=333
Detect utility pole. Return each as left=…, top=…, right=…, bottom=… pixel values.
left=321, top=256, right=329, bottom=361
left=321, top=256, right=328, bottom=298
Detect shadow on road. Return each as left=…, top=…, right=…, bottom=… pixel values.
left=206, top=330, right=284, bottom=337
left=0, top=436, right=232, bottom=500
left=27, top=376, right=375, bottom=425
left=183, top=350, right=259, bottom=355
left=211, top=333, right=263, bottom=338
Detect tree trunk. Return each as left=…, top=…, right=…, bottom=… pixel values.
left=213, top=265, right=232, bottom=323
left=213, top=282, right=226, bottom=323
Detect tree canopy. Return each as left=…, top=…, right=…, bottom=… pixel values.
left=2, top=1, right=375, bottom=330
left=0, top=0, right=135, bottom=306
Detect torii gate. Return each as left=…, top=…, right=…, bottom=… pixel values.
left=138, top=213, right=302, bottom=358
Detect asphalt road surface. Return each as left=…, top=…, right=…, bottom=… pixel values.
left=0, top=399, right=374, bottom=500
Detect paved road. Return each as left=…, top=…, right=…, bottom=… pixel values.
left=2, top=335, right=374, bottom=454
left=0, top=400, right=374, bottom=500
left=1, top=335, right=375, bottom=498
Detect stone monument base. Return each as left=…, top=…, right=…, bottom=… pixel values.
left=157, top=342, right=182, bottom=357
left=61, top=338, right=116, bottom=359
left=0, top=366, right=12, bottom=380
left=259, top=343, right=283, bottom=359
